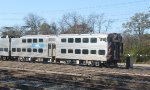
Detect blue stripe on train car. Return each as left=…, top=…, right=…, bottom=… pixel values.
left=32, top=44, right=45, bottom=48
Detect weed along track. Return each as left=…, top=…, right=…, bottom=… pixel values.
left=0, top=61, right=150, bottom=90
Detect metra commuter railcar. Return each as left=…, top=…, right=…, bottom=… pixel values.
left=0, top=33, right=123, bottom=66
left=56, top=33, right=123, bottom=66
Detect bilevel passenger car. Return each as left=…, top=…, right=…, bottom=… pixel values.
left=0, top=33, right=123, bottom=67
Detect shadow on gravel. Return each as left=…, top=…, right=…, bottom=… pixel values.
left=0, top=69, right=150, bottom=90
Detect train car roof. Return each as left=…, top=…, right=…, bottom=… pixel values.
left=20, top=33, right=118, bottom=38
left=57, top=33, right=109, bottom=37
left=21, top=35, right=55, bottom=38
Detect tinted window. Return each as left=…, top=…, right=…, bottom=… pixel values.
left=39, top=39, right=43, bottom=42
left=33, top=39, right=37, bottom=43
left=91, top=38, right=97, bottom=43
left=52, top=44, right=56, bottom=49
left=61, top=49, right=66, bottom=53
left=75, top=49, right=81, bottom=54
left=103, top=38, right=106, bottom=42
left=68, top=38, right=74, bottom=43
left=38, top=48, right=43, bottom=53
left=12, top=48, right=16, bottom=52
left=99, top=50, right=105, bottom=55
left=75, top=38, right=81, bottom=43
left=17, top=48, right=21, bottom=52
left=61, top=38, right=66, bottom=42
left=91, top=50, right=96, bottom=54
left=33, top=48, right=37, bottom=52
left=27, top=39, right=32, bottom=43
left=68, top=49, right=73, bottom=53
left=22, top=48, right=26, bottom=52
left=22, top=39, right=26, bottom=43
left=0, top=48, right=3, bottom=51
left=100, top=38, right=107, bottom=42
left=27, top=48, right=31, bottom=52
left=83, top=38, right=89, bottom=43
left=3, top=48, right=7, bottom=52
left=82, top=49, right=88, bottom=54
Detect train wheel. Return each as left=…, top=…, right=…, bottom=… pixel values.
left=98, top=61, right=102, bottom=67
left=43, top=58, right=49, bottom=64
left=2, top=56, right=6, bottom=61
left=113, top=62, right=118, bottom=67
left=91, top=61, right=95, bottom=67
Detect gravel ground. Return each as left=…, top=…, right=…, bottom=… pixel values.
left=0, top=61, right=149, bottom=76
left=0, top=61, right=150, bottom=90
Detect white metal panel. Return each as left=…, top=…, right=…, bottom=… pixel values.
left=0, top=38, right=9, bottom=56
left=11, top=38, right=49, bottom=58
left=55, top=34, right=108, bottom=61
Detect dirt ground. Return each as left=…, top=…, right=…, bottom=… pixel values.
left=0, top=61, right=150, bottom=90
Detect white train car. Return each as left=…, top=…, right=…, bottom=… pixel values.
left=11, top=35, right=56, bottom=62
left=0, top=37, right=10, bottom=60
left=0, top=33, right=122, bottom=66
left=55, top=33, right=123, bottom=66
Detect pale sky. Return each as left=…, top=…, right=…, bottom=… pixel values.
left=0, top=0, right=149, bottom=33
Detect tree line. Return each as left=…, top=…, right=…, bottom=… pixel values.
left=0, top=12, right=113, bottom=37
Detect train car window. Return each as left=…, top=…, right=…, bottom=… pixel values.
left=61, top=49, right=66, bottom=54
left=68, top=49, right=73, bottom=53
left=100, top=38, right=103, bottom=41
left=39, top=38, right=43, bottom=42
left=90, top=50, right=96, bottom=54
left=83, top=38, right=89, bottom=43
left=38, top=48, right=43, bottom=53
left=82, top=49, right=88, bottom=54
left=0, top=48, right=3, bottom=51
left=91, top=38, right=97, bottom=43
left=33, top=48, right=37, bottom=52
left=27, top=39, right=32, bottom=43
left=100, top=38, right=106, bottom=42
left=4, top=48, right=8, bottom=52
left=103, top=38, right=106, bottom=42
left=17, top=48, right=21, bottom=52
left=27, top=48, right=32, bottom=52
left=22, top=48, right=26, bottom=52
left=52, top=44, right=56, bottom=49
left=75, top=49, right=81, bottom=54
left=48, top=44, right=51, bottom=49
left=33, top=39, right=37, bottom=43
left=68, top=38, right=74, bottom=43
left=61, top=38, right=66, bottom=43
left=22, top=39, right=26, bottom=43
left=12, top=48, right=16, bottom=52
left=98, top=50, right=105, bottom=55
left=75, top=38, right=81, bottom=43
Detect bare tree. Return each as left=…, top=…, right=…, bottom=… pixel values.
left=59, top=12, right=90, bottom=34
left=87, top=14, right=97, bottom=33
left=96, top=14, right=106, bottom=33
left=58, top=12, right=113, bottom=34
left=105, top=19, right=113, bottom=32
left=87, top=14, right=108, bottom=33
left=2, top=26, right=22, bottom=38
left=24, top=13, right=45, bottom=35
